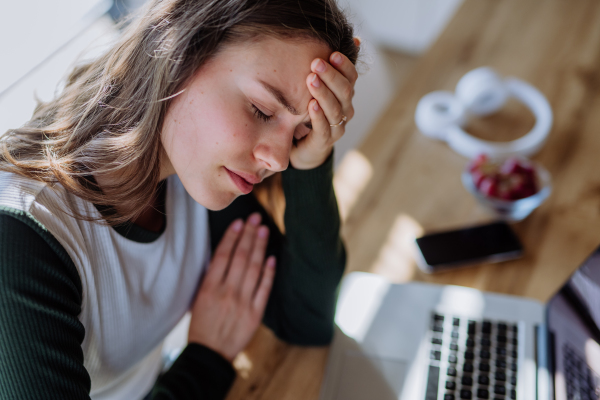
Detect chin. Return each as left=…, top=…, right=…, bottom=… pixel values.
left=180, top=177, right=243, bottom=211
left=200, top=191, right=241, bottom=211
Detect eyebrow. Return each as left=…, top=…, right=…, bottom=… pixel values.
left=259, top=80, right=301, bottom=116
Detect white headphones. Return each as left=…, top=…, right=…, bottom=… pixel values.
left=414, top=67, right=553, bottom=159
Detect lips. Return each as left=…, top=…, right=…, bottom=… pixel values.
left=225, top=168, right=256, bottom=194
left=229, top=169, right=261, bottom=184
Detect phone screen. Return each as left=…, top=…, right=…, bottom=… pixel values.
left=415, top=222, right=523, bottom=271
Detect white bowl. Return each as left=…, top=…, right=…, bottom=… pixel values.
left=462, top=160, right=552, bottom=221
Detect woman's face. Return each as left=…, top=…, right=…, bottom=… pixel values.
left=161, top=37, right=331, bottom=210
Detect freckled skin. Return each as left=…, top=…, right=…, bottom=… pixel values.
left=160, top=37, right=330, bottom=211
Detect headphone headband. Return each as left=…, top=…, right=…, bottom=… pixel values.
left=414, top=67, right=553, bottom=159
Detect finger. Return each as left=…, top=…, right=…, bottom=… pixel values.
left=308, top=99, right=344, bottom=144
left=307, top=73, right=347, bottom=127
left=311, top=59, right=355, bottom=115
left=204, top=219, right=244, bottom=288
left=353, top=36, right=361, bottom=48
left=328, top=52, right=359, bottom=85
left=252, top=256, right=276, bottom=312
left=225, top=212, right=261, bottom=289
left=240, top=225, right=269, bottom=301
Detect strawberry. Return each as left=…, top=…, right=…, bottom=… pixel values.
left=471, top=170, right=487, bottom=188
left=479, top=177, right=499, bottom=197
left=469, top=154, right=489, bottom=172
left=496, top=180, right=513, bottom=200
left=468, top=154, right=540, bottom=201
left=499, top=158, right=521, bottom=175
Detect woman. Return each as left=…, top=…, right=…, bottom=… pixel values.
left=0, top=0, right=359, bottom=398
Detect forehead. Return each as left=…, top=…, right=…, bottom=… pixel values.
left=218, top=36, right=331, bottom=107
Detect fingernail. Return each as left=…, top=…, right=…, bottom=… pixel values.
left=332, top=53, right=342, bottom=65
left=232, top=219, right=243, bottom=232
left=267, top=256, right=276, bottom=268
left=312, top=101, right=320, bottom=111
left=249, top=213, right=261, bottom=226
left=258, top=225, right=269, bottom=238
left=313, top=59, right=326, bottom=73
left=311, top=74, right=321, bottom=88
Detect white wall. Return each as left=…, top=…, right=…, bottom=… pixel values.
left=0, top=1, right=116, bottom=136
left=333, top=26, right=397, bottom=167
left=341, top=0, right=464, bottom=55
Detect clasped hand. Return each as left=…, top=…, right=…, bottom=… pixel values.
left=188, top=213, right=275, bottom=362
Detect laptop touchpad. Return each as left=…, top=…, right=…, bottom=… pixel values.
left=336, top=351, right=409, bottom=400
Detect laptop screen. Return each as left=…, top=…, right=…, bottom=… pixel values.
left=547, top=247, right=600, bottom=400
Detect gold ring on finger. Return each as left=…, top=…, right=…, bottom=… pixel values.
left=329, top=115, right=347, bottom=127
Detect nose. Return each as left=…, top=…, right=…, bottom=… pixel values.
left=253, top=132, right=291, bottom=172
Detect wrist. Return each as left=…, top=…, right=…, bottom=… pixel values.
left=188, top=339, right=235, bottom=363
left=290, top=147, right=333, bottom=170
left=187, top=335, right=235, bottom=363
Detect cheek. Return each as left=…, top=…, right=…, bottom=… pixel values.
left=202, top=114, right=257, bottom=168
left=162, top=93, right=258, bottom=180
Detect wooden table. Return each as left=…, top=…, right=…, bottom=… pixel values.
left=226, top=1, right=600, bottom=398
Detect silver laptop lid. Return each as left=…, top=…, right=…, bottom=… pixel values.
left=546, top=246, right=600, bottom=400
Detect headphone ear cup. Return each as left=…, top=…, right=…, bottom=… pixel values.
left=456, top=67, right=509, bottom=116
left=415, top=91, right=466, bottom=140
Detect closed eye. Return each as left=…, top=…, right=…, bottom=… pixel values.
left=252, top=104, right=273, bottom=122
left=252, top=103, right=312, bottom=147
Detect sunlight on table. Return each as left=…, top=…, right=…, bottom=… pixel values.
left=333, top=149, right=373, bottom=221
left=369, top=214, right=424, bottom=283
left=233, top=351, right=254, bottom=379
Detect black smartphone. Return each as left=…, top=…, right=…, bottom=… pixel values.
left=415, top=221, right=523, bottom=273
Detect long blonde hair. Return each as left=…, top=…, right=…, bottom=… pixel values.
left=0, top=0, right=359, bottom=225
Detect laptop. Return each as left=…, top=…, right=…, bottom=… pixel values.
left=319, top=246, right=600, bottom=400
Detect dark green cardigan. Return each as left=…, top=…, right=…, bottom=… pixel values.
left=0, top=154, right=345, bottom=400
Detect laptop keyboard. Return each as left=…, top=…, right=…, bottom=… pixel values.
left=425, top=313, right=519, bottom=400
left=563, top=343, right=600, bottom=400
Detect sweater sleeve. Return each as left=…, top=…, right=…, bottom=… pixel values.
left=0, top=210, right=235, bottom=400
left=208, top=152, right=346, bottom=346
left=0, top=211, right=90, bottom=399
